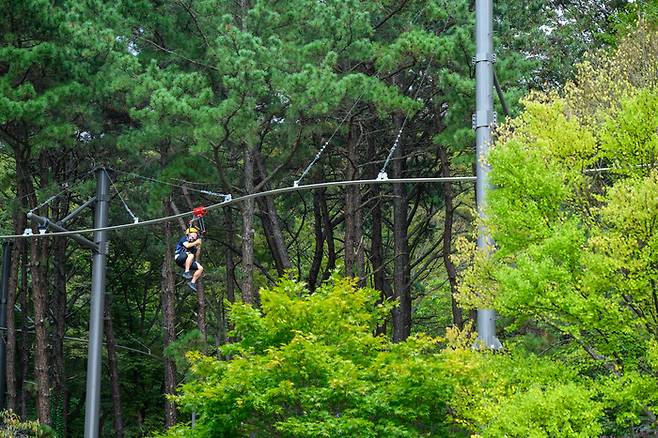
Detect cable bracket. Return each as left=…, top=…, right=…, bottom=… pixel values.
left=473, top=52, right=496, bottom=64
left=472, top=110, right=497, bottom=130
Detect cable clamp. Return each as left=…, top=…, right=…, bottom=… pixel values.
left=376, top=172, right=388, bottom=181
left=23, top=228, right=33, bottom=236
left=472, top=110, right=497, bottom=129
left=293, top=180, right=300, bottom=188
left=97, top=241, right=109, bottom=255
left=133, top=217, right=140, bottom=224
left=223, top=194, right=232, bottom=203
left=472, top=52, right=496, bottom=64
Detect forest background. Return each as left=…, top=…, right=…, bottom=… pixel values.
left=1, top=0, right=657, bottom=436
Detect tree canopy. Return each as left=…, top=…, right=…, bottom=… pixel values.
left=0, top=0, right=656, bottom=436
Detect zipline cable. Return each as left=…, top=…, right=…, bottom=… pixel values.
left=0, top=176, right=477, bottom=239
left=0, top=161, right=640, bottom=241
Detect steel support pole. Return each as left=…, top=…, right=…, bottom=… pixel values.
left=474, top=0, right=502, bottom=350
left=0, top=241, right=12, bottom=410
left=58, top=196, right=97, bottom=227
left=84, top=169, right=110, bottom=438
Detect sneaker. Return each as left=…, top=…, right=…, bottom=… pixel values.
left=188, top=281, right=197, bottom=292
left=183, top=271, right=193, bottom=280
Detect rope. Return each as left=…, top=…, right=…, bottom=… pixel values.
left=294, top=8, right=435, bottom=187
left=0, top=176, right=477, bottom=239
left=378, top=60, right=433, bottom=180
left=108, top=168, right=230, bottom=199
left=106, top=169, right=140, bottom=224
left=26, top=168, right=97, bottom=214
left=378, top=117, right=409, bottom=179
left=16, top=167, right=95, bottom=207
left=28, top=187, right=70, bottom=214
left=294, top=95, right=365, bottom=187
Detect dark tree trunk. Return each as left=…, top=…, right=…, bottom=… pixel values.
left=368, top=134, right=391, bottom=336
left=241, top=147, right=257, bottom=305
left=257, top=197, right=291, bottom=277
left=6, top=182, right=27, bottom=413
left=105, top=294, right=124, bottom=438
left=255, top=150, right=292, bottom=276
left=4, top=239, right=19, bottom=413
left=367, top=132, right=387, bottom=295
left=11, top=151, right=34, bottom=418
left=161, top=201, right=178, bottom=428
left=344, top=122, right=364, bottom=281
left=225, top=209, right=236, bottom=304
left=391, top=114, right=411, bottom=342
left=28, top=159, right=51, bottom=425
left=18, top=248, right=29, bottom=419
left=308, top=191, right=325, bottom=291
left=30, top=236, right=51, bottom=425
left=319, top=188, right=336, bottom=282
left=438, top=144, right=463, bottom=329
left=53, top=233, right=68, bottom=434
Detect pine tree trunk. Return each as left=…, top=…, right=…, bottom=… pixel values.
left=28, top=160, right=51, bottom=425
left=53, top=233, right=68, bottom=434
left=30, top=236, right=51, bottom=425
left=319, top=187, right=336, bottom=281
left=392, top=113, right=411, bottom=342
left=254, top=151, right=292, bottom=276
left=438, top=144, right=463, bottom=329
left=308, top=191, right=325, bottom=291
left=10, top=151, right=33, bottom=417
left=6, top=188, right=26, bottom=412
left=105, top=294, right=124, bottom=438
left=344, top=122, right=364, bottom=281
left=368, top=135, right=391, bottom=335
left=257, top=197, right=291, bottom=277
left=225, top=209, right=236, bottom=304
left=241, top=147, right=257, bottom=304
left=161, top=201, right=178, bottom=428
left=18, top=248, right=29, bottom=419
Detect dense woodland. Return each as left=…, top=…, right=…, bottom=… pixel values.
left=1, top=0, right=657, bottom=436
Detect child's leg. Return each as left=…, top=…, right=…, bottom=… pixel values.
left=185, top=253, right=195, bottom=271
left=191, top=263, right=204, bottom=283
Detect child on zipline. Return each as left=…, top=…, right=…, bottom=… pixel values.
left=175, top=226, right=204, bottom=291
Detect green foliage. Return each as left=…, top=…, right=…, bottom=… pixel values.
left=159, top=276, right=615, bottom=437
left=459, top=23, right=658, bottom=435
left=0, top=410, right=54, bottom=437
left=1, top=0, right=650, bottom=435
left=162, top=276, right=459, bottom=437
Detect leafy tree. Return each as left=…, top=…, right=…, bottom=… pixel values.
left=459, top=21, right=658, bottom=435
left=160, top=276, right=473, bottom=437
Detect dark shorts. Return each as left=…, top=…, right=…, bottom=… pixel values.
left=175, top=252, right=199, bottom=271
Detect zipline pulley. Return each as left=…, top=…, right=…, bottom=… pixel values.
left=189, top=206, right=208, bottom=236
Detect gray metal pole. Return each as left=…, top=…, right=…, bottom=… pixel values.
left=58, top=196, right=97, bottom=227
left=474, top=0, right=502, bottom=350
left=84, top=168, right=110, bottom=438
left=0, top=241, right=12, bottom=410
